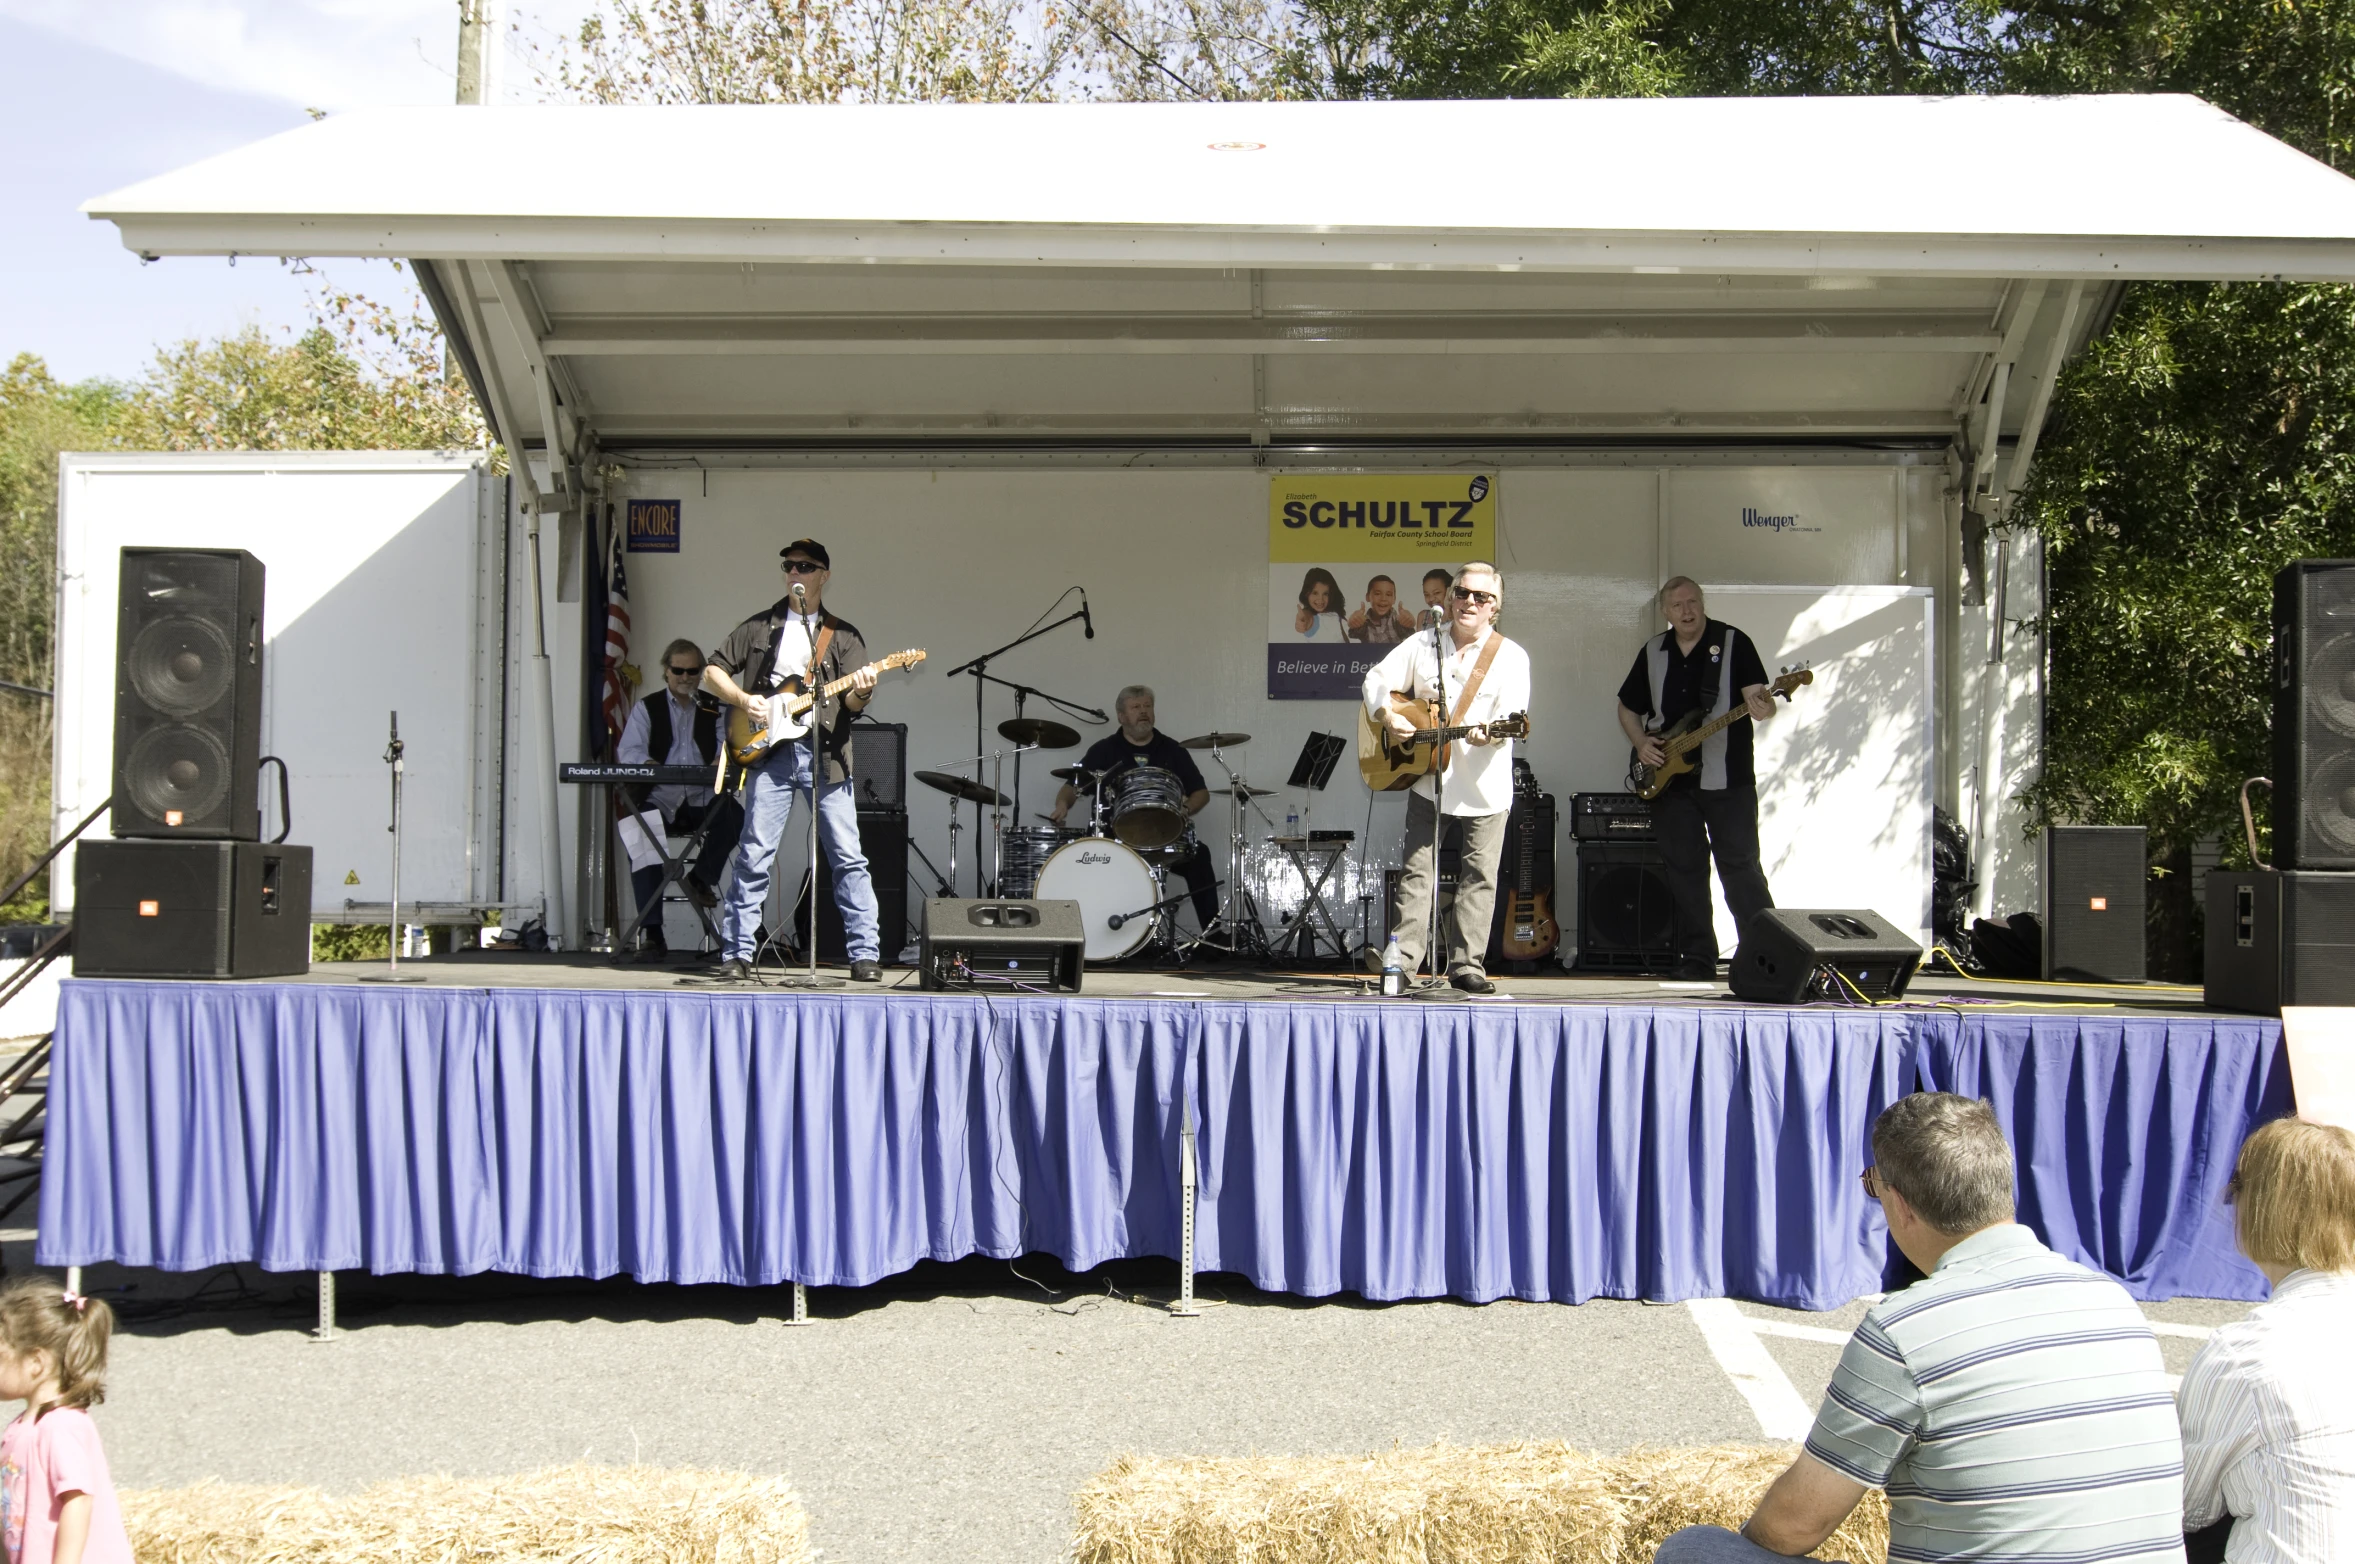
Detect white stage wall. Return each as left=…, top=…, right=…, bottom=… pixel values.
left=589, top=458, right=1952, bottom=956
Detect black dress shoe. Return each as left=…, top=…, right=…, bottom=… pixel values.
left=848, top=960, right=883, bottom=982
left=680, top=958, right=755, bottom=985
left=1668, top=958, right=1719, bottom=981
left=630, top=942, right=671, bottom=964
left=1449, top=969, right=1496, bottom=994
left=682, top=879, right=720, bottom=911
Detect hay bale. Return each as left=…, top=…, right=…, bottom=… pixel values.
left=1072, top=1442, right=1624, bottom=1564
left=1609, top=1445, right=1887, bottom=1564
left=121, top=1463, right=809, bottom=1564
left=1074, top=1443, right=1890, bottom=1564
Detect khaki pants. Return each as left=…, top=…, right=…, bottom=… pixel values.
left=1385, top=792, right=1508, bottom=975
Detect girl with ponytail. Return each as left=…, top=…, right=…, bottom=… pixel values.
left=0, top=1277, right=130, bottom=1564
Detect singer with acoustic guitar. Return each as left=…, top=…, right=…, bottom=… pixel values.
left=1615, top=576, right=1780, bottom=982
left=1361, top=560, right=1532, bottom=995
left=699, top=537, right=886, bottom=983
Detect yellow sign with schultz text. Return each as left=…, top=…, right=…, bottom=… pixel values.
left=1270, top=473, right=1494, bottom=562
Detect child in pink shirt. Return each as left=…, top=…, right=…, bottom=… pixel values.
left=0, top=1278, right=130, bottom=1564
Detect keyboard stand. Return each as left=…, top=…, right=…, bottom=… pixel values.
left=611, top=797, right=729, bottom=963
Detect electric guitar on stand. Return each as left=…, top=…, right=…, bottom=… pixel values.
left=1357, top=696, right=1531, bottom=793
left=1496, top=759, right=1559, bottom=962
left=1627, top=666, right=1812, bottom=800
left=727, top=649, right=927, bottom=763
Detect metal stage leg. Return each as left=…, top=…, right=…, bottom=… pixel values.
left=313, top=1270, right=337, bottom=1342
left=782, top=1282, right=812, bottom=1326
left=1170, top=1098, right=1201, bottom=1318
left=63, top=1266, right=80, bottom=1299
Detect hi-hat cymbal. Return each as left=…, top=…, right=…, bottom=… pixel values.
left=1049, top=765, right=1103, bottom=784
left=1180, top=731, right=1251, bottom=750
left=999, top=717, right=1082, bottom=750
left=914, top=769, right=1009, bottom=806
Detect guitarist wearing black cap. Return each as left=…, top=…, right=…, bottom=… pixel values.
left=699, top=537, right=884, bottom=982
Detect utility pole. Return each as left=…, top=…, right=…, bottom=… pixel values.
left=456, top=0, right=496, bottom=105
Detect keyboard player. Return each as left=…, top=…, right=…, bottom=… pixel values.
left=614, top=638, right=743, bottom=959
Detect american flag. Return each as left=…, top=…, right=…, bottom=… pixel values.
left=599, top=539, right=631, bottom=747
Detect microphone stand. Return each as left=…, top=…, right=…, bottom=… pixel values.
left=941, top=604, right=1103, bottom=897
left=1422, top=610, right=1450, bottom=990
left=362, top=711, right=425, bottom=984
left=779, top=587, right=840, bottom=989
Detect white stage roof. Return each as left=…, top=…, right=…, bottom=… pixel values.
left=81, top=95, right=2355, bottom=467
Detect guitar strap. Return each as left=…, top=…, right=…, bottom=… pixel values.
left=1445, top=631, right=1505, bottom=728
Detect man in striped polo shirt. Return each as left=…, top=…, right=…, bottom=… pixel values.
left=1658, top=1092, right=2186, bottom=1563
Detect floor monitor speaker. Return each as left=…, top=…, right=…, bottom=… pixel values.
left=2041, top=825, right=2147, bottom=982
left=74, top=839, right=311, bottom=978
left=1572, top=839, right=1675, bottom=972
left=112, top=548, right=266, bottom=839
left=2272, top=559, right=2355, bottom=869
left=918, top=898, right=1085, bottom=991
left=1730, top=908, right=1922, bottom=1004
left=2203, top=869, right=2355, bottom=1013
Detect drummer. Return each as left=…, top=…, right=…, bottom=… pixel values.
left=1051, top=685, right=1221, bottom=938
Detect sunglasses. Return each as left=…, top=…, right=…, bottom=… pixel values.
left=1452, top=587, right=1498, bottom=605
left=665, top=664, right=701, bottom=677
left=1860, top=1166, right=1883, bottom=1201
left=783, top=559, right=825, bottom=574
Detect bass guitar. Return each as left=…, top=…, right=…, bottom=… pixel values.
left=1357, top=695, right=1531, bottom=793
left=1496, top=759, right=1559, bottom=961
left=1627, top=665, right=1811, bottom=800
left=727, top=648, right=927, bottom=763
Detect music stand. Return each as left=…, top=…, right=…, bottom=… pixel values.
left=1285, top=732, right=1346, bottom=793
left=1276, top=733, right=1350, bottom=960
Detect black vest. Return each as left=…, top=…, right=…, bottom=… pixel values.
left=642, top=691, right=718, bottom=769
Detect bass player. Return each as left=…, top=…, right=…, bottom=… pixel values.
left=1615, top=576, right=1778, bottom=981
left=1361, top=560, right=1531, bottom=994
left=698, top=537, right=883, bottom=983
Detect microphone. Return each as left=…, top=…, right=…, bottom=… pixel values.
left=1081, top=592, right=1095, bottom=640
left=792, top=583, right=806, bottom=606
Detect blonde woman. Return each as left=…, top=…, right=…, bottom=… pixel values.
left=2178, top=1116, right=2355, bottom=1563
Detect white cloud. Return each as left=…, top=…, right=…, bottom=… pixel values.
left=0, top=0, right=597, bottom=110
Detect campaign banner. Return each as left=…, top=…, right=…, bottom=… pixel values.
left=1268, top=473, right=1496, bottom=699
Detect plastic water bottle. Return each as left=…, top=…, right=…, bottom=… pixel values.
left=1285, top=802, right=1299, bottom=838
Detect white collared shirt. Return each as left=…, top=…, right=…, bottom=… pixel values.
left=2178, top=1267, right=2355, bottom=1563
left=1360, top=623, right=1531, bottom=816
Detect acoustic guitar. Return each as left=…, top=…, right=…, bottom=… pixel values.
left=1356, top=695, right=1531, bottom=793
left=1626, top=665, right=1812, bottom=800
left=1496, top=761, right=1559, bottom=962
left=726, top=649, right=927, bottom=763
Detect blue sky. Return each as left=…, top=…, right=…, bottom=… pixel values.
left=1, top=1, right=591, bottom=384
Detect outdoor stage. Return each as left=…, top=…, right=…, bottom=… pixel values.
left=37, top=959, right=2289, bottom=1311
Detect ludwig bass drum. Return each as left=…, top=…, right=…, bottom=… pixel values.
left=1035, top=837, right=1161, bottom=961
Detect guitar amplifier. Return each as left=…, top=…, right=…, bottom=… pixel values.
left=1571, top=839, right=1676, bottom=972
left=919, top=898, right=1085, bottom=991
left=1571, top=792, right=1656, bottom=841
left=794, top=809, right=911, bottom=963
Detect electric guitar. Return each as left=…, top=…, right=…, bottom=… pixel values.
left=1627, top=665, right=1812, bottom=800
left=727, top=649, right=927, bottom=763
left=1357, top=695, right=1531, bottom=793
left=1497, top=760, right=1559, bottom=961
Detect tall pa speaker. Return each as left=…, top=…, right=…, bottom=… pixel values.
left=2204, top=869, right=2355, bottom=1012
left=918, top=898, right=1084, bottom=991
left=1572, top=839, right=1677, bottom=972
left=2041, top=825, right=2147, bottom=982
left=73, top=839, right=312, bottom=978
left=1730, top=909, right=1922, bottom=1003
left=113, top=548, right=266, bottom=839
left=2274, top=559, right=2355, bottom=868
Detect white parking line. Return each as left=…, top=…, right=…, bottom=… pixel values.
left=1750, top=1320, right=1854, bottom=1346
left=2145, top=1321, right=2213, bottom=1340
left=1685, top=1299, right=1817, bottom=1440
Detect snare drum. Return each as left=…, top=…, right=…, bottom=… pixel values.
left=999, top=826, right=1075, bottom=899
left=1036, top=837, right=1161, bottom=961
left=1111, top=766, right=1188, bottom=848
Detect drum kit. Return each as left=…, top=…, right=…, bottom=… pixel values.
left=912, top=722, right=1373, bottom=965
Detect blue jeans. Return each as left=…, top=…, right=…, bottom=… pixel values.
left=722, top=740, right=879, bottom=964
left=1654, top=1526, right=1845, bottom=1564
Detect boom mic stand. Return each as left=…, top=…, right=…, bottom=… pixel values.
left=778, top=586, right=840, bottom=989
left=941, top=592, right=1104, bottom=897
left=361, top=711, right=425, bottom=984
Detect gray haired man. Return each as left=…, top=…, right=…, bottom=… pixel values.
left=1656, top=1093, right=2186, bottom=1564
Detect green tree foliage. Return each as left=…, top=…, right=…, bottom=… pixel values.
left=1285, top=0, right=2355, bottom=974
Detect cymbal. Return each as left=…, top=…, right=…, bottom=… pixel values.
left=1180, top=731, right=1251, bottom=750
left=999, top=717, right=1082, bottom=750
left=1223, top=783, right=1274, bottom=797
left=1049, top=765, right=1102, bottom=784
left=914, top=769, right=1009, bottom=807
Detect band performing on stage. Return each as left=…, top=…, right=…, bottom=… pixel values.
left=608, top=541, right=1798, bottom=987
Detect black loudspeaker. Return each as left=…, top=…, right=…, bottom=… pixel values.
left=2204, top=869, right=2355, bottom=1013
left=1573, top=839, right=1676, bottom=972
left=1730, top=909, right=1922, bottom=1004
left=844, top=719, right=908, bottom=811
left=2041, top=825, right=2147, bottom=982
left=2274, top=560, right=2355, bottom=869
left=112, top=548, right=266, bottom=839
left=918, top=898, right=1085, bottom=991
left=73, top=839, right=311, bottom=978
left=795, top=810, right=911, bottom=963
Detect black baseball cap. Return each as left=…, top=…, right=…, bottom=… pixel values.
left=780, top=538, right=830, bottom=568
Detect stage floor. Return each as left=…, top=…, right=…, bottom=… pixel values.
left=300, top=950, right=2219, bottom=1017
